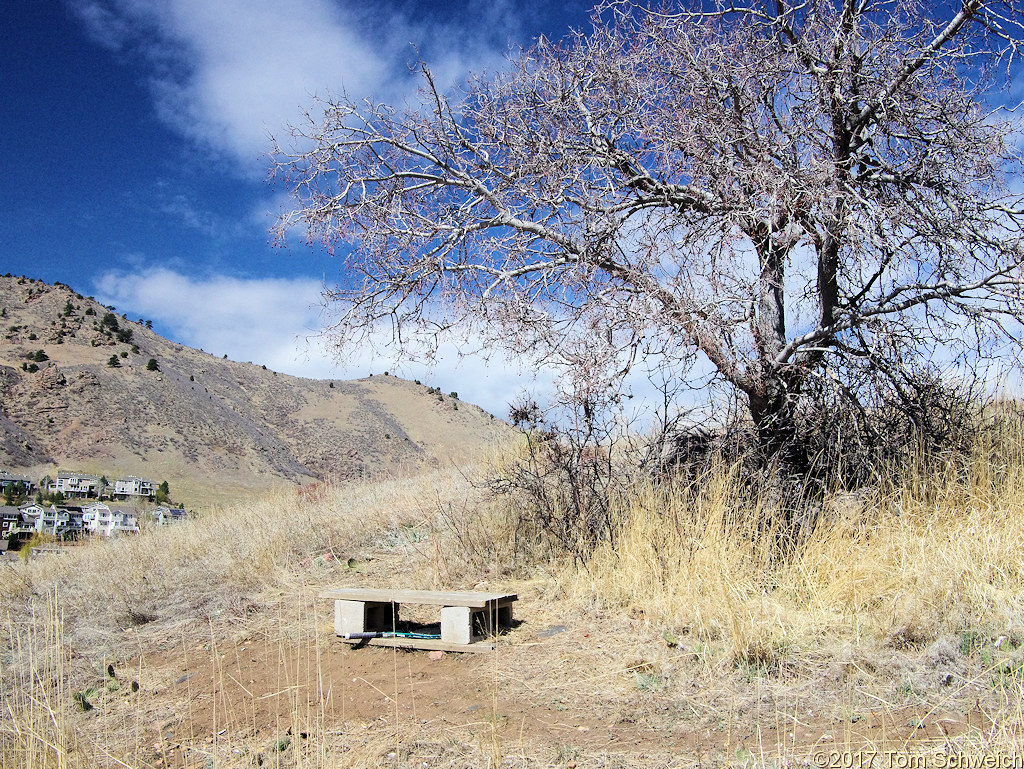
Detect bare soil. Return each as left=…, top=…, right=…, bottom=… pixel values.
left=67, top=585, right=1014, bottom=769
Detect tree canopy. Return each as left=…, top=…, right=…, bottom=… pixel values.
left=273, top=0, right=1024, bottom=464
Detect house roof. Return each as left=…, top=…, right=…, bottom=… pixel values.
left=55, top=470, right=100, bottom=481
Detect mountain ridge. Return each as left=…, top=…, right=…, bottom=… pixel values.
left=0, top=275, right=512, bottom=505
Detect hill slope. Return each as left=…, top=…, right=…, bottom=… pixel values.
left=0, top=276, right=512, bottom=504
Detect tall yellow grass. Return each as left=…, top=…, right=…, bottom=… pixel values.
left=569, top=437, right=1024, bottom=665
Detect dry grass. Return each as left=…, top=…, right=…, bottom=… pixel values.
left=571, top=454, right=1024, bottom=663
left=3, top=430, right=1024, bottom=766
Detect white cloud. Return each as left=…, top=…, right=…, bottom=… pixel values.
left=68, top=0, right=519, bottom=172
left=70, top=0, right=395, bottom=169
left=91, top=267, right=540, bottom=417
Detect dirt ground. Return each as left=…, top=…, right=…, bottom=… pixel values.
left=65, top=585, right=1019, bottom=769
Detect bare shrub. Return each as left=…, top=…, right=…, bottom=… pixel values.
left=489, top=396, right=636, bottom=564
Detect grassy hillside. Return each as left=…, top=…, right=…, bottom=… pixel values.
left=2, top=427, right=1024, bottom=767
left=0, top=276, right=512, bottom=505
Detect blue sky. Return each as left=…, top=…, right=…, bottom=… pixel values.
left=2, top=0, right=590, bottom=415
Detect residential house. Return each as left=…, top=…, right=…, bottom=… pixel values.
left=50, top=471, right=100, bottom=498
left=0, top=506, right=23, bottom=549
left=12, top=503, right=82, bottom=539
left=56, top=506, right=86, bottom=539
left=17, top=503, right=44, bottom=532
left=153, top=506, right=187, bottom=525
left=81, top=503, right=140, bottom=537
left=34, top=505, right=70, bottom=536
left=0, top=472, right=33, bottom=496
left=112, top=476, right=155, bottom=501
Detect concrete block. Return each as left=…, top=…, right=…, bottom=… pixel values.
left=441, top=605, right=473, bottom=645
left=335, top=600, right=399, bottom=636
left=335, top=600, right=367, bottom=636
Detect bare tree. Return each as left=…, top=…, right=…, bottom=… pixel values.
left=272, top=0, right=1024, bottom=468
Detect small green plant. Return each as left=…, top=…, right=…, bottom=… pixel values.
left=959, top=629, right=986, bottom=656
left=553, top=744, right=580, bottom=763
left=993, top=658, right=1024, bottom=689
left=146, top=358, right=159, bottom=371
left=107, top=355, right=120, bottom=368
left=72, top=691, right=93, bottom=712
left=633, top=671, right=668, bottom=691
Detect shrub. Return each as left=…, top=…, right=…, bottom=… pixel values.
left=492, top=395, right=627, bottom=564
left=146, top=359, right=159, bottom=371
left=107, top=355, right=120, bottom=368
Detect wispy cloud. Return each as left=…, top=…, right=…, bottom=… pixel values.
left=91, top=267, right=537, bottom=416
left=67, top=0, right=518, bottom=171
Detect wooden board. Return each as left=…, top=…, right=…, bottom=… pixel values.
left=320, top=588, right=517, bottom=608
left=340, top=636, right=495, bottom=653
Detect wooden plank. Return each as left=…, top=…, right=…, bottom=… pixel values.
left=340, top=636, right=495, bottom=653
left=319, top=588, right=517, bottom=608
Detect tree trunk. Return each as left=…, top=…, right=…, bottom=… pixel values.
left=746, top=375, right=809, bottom=477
